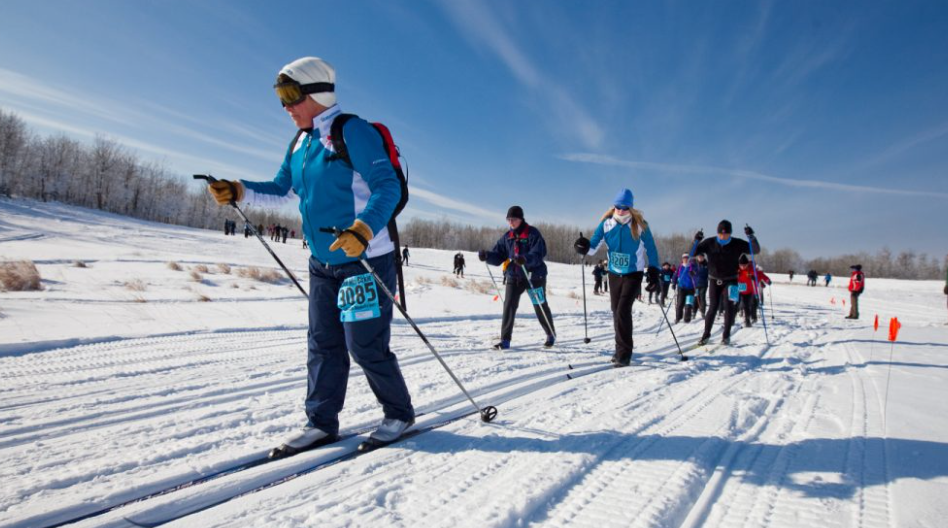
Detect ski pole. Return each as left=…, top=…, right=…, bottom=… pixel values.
left=195, top=174, right=307, bottom=298
left=320, top=227, right=497, bottom=423
left=656, top=290, right=675, bottom=336
left=746, top=225, right=771, bottom=346
left=516, top=262, right=557, bottom=341
left=484, top=260, right=504, bottom=304
left=659, top=293, right=688, bottom=361
left=769, top=282, right=775, bottom=323
left=579, top=236, right=590, bottom=344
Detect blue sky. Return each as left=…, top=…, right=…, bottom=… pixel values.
left=1, top=0, right=946, bottom=258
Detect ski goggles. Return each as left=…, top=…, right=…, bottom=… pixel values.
left=273, top=79, right=335, bottom=107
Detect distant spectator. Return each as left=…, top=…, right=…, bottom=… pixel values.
left=846, top=265, right=865, bottom=320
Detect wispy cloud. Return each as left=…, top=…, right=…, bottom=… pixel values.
left=410, top=186, right=503, bottom=223
left=0, top=67, right=280, bottom=164
left=10, top=107, right=263, bottom=181
left=0, top=68, right=136, bottom=127
left=436, top=0, right=604, bottom=149
left=855, top=120, right=948, bottom=172
left=561, top=153, right=948, bottom=199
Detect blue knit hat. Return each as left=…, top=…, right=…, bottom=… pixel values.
left=613, top=188, right=634, bottom=208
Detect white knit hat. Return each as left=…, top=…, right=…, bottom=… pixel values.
left=279, top=57, right=336, bottom=107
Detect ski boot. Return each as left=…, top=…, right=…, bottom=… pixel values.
left=269, top=426, right=340, bottom=460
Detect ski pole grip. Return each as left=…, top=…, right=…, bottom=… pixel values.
left=193, top=174, right=218, bottom=183
left=319, top=226, right=344, bottom=237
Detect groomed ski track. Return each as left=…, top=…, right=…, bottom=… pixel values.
left=2, top=199, right=946, bottom=527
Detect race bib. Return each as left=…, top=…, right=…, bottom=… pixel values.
left=337, top=273, right=381, bottom=323
left=686, top=295, right=695, bottom=306
left=528, top=286, right=546, bottom=305
left=728, top=285, right=740, bottom=303
left=738, top=283, right=748, bottom=293
left=609, top=252, right=631, bottom=274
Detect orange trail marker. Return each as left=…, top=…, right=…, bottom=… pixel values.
left=874, top=314, right=879, bottom=331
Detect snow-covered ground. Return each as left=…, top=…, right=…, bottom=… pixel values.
left=2, top=197, right=947, bottom=528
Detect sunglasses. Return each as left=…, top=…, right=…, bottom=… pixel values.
left=274, top=79, right=335, bottom=107
left=615, top=206, right=630, bottom=211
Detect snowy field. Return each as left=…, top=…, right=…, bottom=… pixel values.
left=2, top=197, right=947, bottom=528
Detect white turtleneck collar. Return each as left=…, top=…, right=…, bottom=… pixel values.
left=312, top=104, right=343, bottom=138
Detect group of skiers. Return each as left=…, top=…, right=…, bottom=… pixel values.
left=197, top=55, right=876, bottom=462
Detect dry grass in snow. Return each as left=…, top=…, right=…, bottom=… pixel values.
left=0, top=260, right=43, bottom=291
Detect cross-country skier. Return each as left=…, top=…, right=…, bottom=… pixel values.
left=694, top=253, right=709, bottom=318
left=206, top=56, right=415, bottom=457
left=695, top=221, right=761, bottom=346
left=659, top=263, right=674, bottom=306
left=573, top=188, right=660, bottom=367
left=592, top=261, right=605, bottom=295
left=736, top=255, right=770, bottom=327
left=402, top=245, right=410, bottom=265
left=824, top=272, right=832, bottom=287
left=672, top=253, right=697, bottom=323
left=479, top=206, right=556, bottom=349
left=807, top=269, right=819, bottom=287
left=846, top=264, right=865, bottom=319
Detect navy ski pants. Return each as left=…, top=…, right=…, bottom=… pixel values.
left=305, top=252, right=414, bottom=436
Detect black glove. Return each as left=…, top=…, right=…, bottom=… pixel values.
left=744, top=225, right=754, bottom=236
left=647, top=266, right=659, bottom=285
left=694, top=230, right=704, bottom=242
left=478, top=250, right=487, bottom=262
left=574, top=236, right=591, bottom=255
left=944, top=285, right=947, bottom=295
left=513, top=255, right=526, bottom=266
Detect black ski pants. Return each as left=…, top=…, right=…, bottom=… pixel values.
left=739, top=294, right=755, bottom=325
left=660, top=282, right=671, bottom=306
left=594, top=276, right=603, bottom=294
left=675, top=287, right=696, bottom=323
left=608, top=271, right=643, bottom=364
left=702, top=279, right=738, bottom=341
left=696, top=286, right=708, bottom=317
left=501, top=275, right=555, bottom=342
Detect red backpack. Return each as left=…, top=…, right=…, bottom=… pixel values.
left=329, top=114, right=410, bottom=311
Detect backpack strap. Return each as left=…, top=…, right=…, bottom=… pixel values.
left=328, top=113, right=357, bottom=165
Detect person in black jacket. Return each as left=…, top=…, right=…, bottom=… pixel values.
left=479, top=206, right=555, bottom=350
left=695, top=220, right=761, bottom=346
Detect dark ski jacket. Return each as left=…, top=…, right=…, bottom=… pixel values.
left=695, top=235, right=761, bottom=282
left=693, top=262, right=709, bottom=288
left=485, top=223, right=548, bottom=281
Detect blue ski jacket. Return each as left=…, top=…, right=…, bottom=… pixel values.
left=673, top=262, right=697, bottom=290
left=587, top=215, right=659, bottom=275
left=239, top=105, right=400, bottom=265
left=485, top=223, right=548, bottom=281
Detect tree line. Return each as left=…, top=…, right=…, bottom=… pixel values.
left=0, top=108, right=301, bottom=235
left=400, top=218, right=945, bottom=280
left=2, top=108, right=943, bottom=280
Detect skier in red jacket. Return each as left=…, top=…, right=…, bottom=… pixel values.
left=846, top=264, right=865, bottom=319
left=737, top=254, right=770, bottom=327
